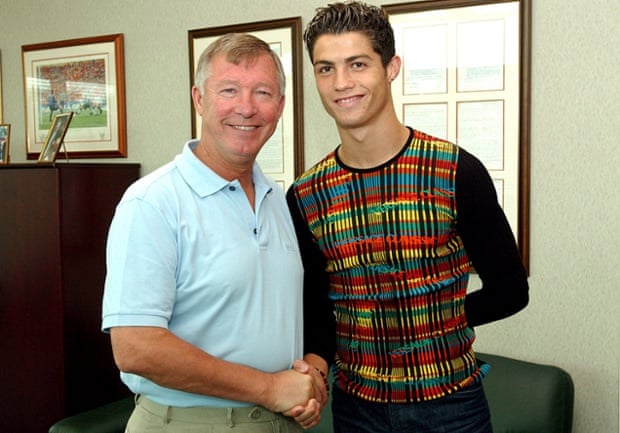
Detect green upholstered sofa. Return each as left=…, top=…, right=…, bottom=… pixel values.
left=49, top=352, right=574, bottom=433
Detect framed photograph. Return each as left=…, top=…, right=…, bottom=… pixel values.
left=37, top=112, right=74, bottom=164
left=383, top=0, right=531, bottom=270
left=0, top=124, right=10, bottom=164
left=188, top=17, right=304, bottom=190
left=22, top=34, right=127, bottom=159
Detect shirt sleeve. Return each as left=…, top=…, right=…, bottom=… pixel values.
left=455, top=148, right=529, bottom=327
left=102, top=197, right=177, bottom=331
left=286, top=187, right=336, bottom=365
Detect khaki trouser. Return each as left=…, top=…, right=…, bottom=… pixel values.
left=126, top=395, right=302, bottom=433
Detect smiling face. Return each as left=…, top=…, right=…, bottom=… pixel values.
left=192, top=52, right=284, bottom=174
left=311, top=32, right=400, bottom=133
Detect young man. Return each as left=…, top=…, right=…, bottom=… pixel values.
left=287, top=2, right=529, bottom=432
left=102, top=33, right=326, bottom=432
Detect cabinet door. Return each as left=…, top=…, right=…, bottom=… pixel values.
left=0, top=168, right=66, bottom=431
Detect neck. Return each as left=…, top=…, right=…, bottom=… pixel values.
left=194, top=140, right=254, bottom=179
left=193, top=141, right=256, bottom=209
left=337, top=119, right=409, bottom=169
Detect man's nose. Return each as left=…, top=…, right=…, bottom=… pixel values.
left=334, top=68, right=354, bottom=90
left=235, top=92, right=258, bottom=117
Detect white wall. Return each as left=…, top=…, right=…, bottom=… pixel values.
left=0, top=1, right=618, bottom=432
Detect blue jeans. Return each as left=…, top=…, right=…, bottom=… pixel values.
left=332, top=382, right=493, bottom=433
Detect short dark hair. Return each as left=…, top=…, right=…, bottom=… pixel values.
left=303, top=1, right=395, bottom=67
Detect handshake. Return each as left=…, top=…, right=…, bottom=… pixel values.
left=268, top=357, right=330, bottom=430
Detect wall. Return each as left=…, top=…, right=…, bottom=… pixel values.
left=0, top=1, right=618, bottom=432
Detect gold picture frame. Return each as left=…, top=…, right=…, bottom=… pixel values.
left=0, top=124, right=10, bottom=164
left=188, top=17, right=304, bottom=190
left=37, top=112, right=74, bottom=164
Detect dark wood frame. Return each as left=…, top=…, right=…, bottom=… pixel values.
left=188, top=17, right=304, bottom=188
left=22, top=34, right=127, bottom=159
left=383, top=0, right=531, bottom=271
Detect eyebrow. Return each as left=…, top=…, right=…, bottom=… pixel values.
left=313, top=54, right=373, bottom=66
left=214, top=79, right=277, bottom=90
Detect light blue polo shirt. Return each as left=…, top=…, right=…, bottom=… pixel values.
left=102, top=140, right=304, bottom=408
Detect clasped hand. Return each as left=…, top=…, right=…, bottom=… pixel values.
left=269, top=359, right=329, bottom=430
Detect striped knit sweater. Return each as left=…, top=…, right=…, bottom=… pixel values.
left=290, top=128, right=488, bottom=403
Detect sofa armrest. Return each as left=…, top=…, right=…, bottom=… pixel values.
left=48, top=397, right=134, bottom=433
left=477, top=352, right=574, bottom=433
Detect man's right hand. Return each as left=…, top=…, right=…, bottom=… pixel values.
left=264, top=367, right=316, bottom=413
left=281, top=358, right=329, bottom=429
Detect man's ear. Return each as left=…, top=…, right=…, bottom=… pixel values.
left=191, top=86, right=203, bottom=115
left=277, top=95, right=286, bottom=118
left=387, top=55, right=402, bottom=82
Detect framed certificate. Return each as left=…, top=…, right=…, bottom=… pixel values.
left=188, top=17, right=304, bottom=190
left=384, top=0, right=531, bottom=270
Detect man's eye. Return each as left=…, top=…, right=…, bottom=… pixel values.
left=317, top=65, right=332, bottom=74
left=352, top=62, right=366, bottom=70
left=220, top=88, right=237, bottom=96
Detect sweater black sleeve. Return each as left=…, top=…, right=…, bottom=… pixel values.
left=286, top=186, right=336, bottom=365
left=456, top=148, right=529, bottom=327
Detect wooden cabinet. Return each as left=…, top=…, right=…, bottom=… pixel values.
left=0, top=163, right=140, bottom=431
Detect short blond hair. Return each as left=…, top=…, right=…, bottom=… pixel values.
left=194, top=33, right=286, bottom=96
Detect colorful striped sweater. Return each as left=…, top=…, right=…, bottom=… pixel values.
left=288, top=128, right=528, bottom=403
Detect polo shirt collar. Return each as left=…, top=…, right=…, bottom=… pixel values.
left=175, top=140, right=272, bottom=199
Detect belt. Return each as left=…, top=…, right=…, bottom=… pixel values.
left=136, top=395, right=284, bottom=425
